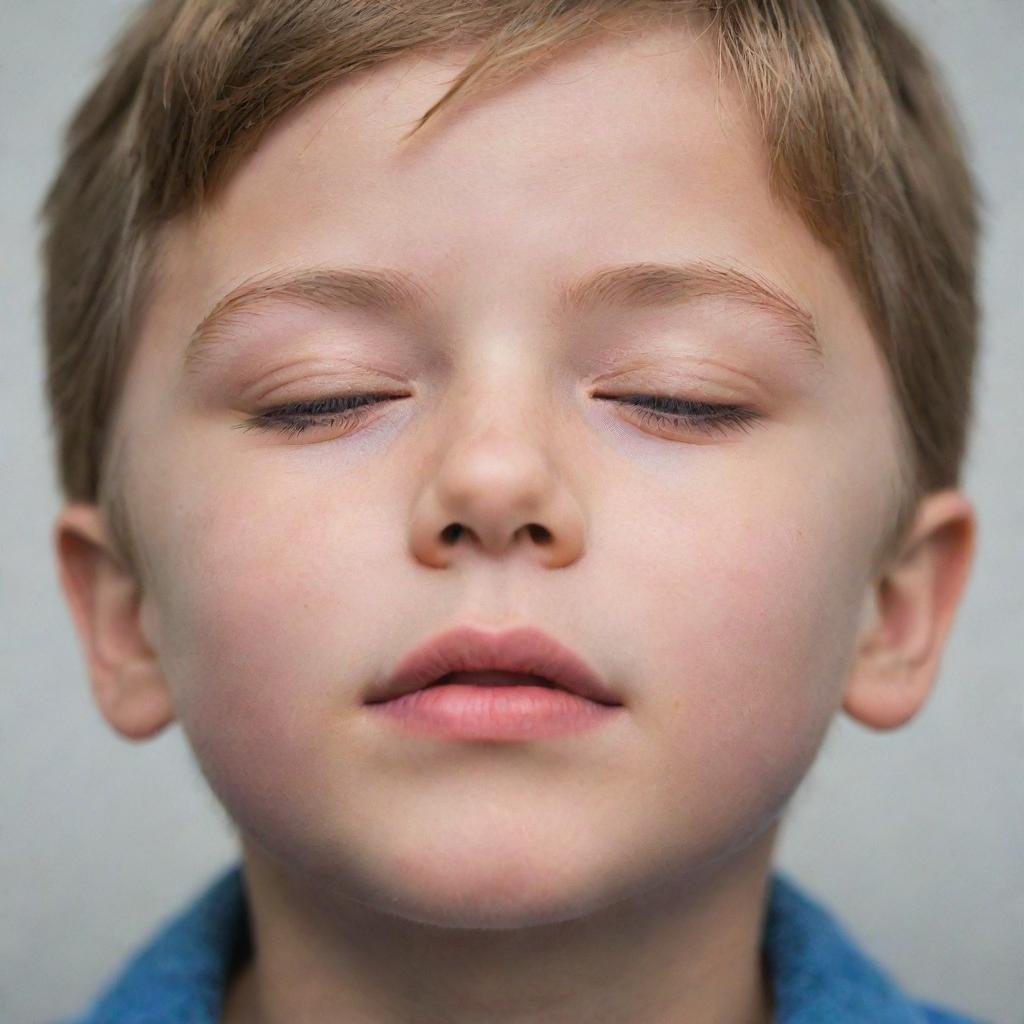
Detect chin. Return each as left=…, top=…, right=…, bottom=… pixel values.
left=375, top=881, right=612, bottom=931
left=358, top=845, right=626, bottom=930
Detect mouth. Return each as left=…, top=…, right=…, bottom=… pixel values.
left=365, top=625, right=623, bottom=707
left=423, top=671, right=562, bottom=690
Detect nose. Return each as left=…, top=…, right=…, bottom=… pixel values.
left=408, top=429, right=587, bottom=569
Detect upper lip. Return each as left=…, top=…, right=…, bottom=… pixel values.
left=368, top=625, right=622, bottom=706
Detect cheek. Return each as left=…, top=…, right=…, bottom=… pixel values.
left=622, top=440, right=881, bottom=845
left=134, top=445, right=388, bottom=821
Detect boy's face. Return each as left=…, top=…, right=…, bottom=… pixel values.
left=105, top=24, right=903, bottom=922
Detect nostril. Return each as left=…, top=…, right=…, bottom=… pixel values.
left=441, top=524, right=463, bottom=543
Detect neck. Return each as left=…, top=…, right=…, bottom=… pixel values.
left=223, top=829, right=778, bottom=1024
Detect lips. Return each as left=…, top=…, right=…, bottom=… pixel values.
left=366, top=625, right=622, bottom=707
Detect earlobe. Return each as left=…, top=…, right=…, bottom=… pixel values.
left=106, top=659, right=176, bottom=740
left=842, top=490, right=977, bottom=732
left=54, top=503, right=176, bottom=741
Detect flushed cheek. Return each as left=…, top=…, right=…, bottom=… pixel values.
left=631, top=483, right=868, bottom=846
left=139, top=458, right=378, bottom=825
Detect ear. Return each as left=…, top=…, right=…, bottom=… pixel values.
left=842, top=490, right=978, bottom=731
left=54, top=503, right=175, bottom=741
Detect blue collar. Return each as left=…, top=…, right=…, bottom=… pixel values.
left=68, top=863, right=980, bottom=1023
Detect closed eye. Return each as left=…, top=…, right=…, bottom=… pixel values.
left=236, top=393, right=402, bottom=436
left=593, top=394, right=760, bottom=436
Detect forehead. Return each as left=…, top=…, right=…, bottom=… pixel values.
left=146, top=18, right=877, bottom=394
left=191, top=25, right=770, bottom=258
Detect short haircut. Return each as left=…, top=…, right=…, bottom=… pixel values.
left=39, top=0, right=981, bottom=579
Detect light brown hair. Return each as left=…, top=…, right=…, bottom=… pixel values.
left=39, top=0, right=981, bottom=579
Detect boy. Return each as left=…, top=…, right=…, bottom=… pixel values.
left=42, top=0, right=984, bottom=1021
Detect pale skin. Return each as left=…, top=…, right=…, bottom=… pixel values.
left=55, top=18, right=976, bottom=1024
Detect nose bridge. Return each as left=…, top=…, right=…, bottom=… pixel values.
left=444, top=307, right=561, bottom=439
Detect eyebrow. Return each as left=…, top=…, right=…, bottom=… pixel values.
left=183, top=257, right=823, bottom=372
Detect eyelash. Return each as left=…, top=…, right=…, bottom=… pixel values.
left=237, top=393, right=759, bottom=438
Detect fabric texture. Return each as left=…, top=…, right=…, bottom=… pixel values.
left=58, top=862, right=987, bottom=1023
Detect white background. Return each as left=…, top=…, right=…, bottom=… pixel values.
left=2, top=1, right=1021, bottom=1021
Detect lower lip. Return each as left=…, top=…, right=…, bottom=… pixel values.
left=366, top=684, right=623, bottom=741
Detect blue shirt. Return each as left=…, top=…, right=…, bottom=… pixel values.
left=61, top=863, right=987, bottom=1023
